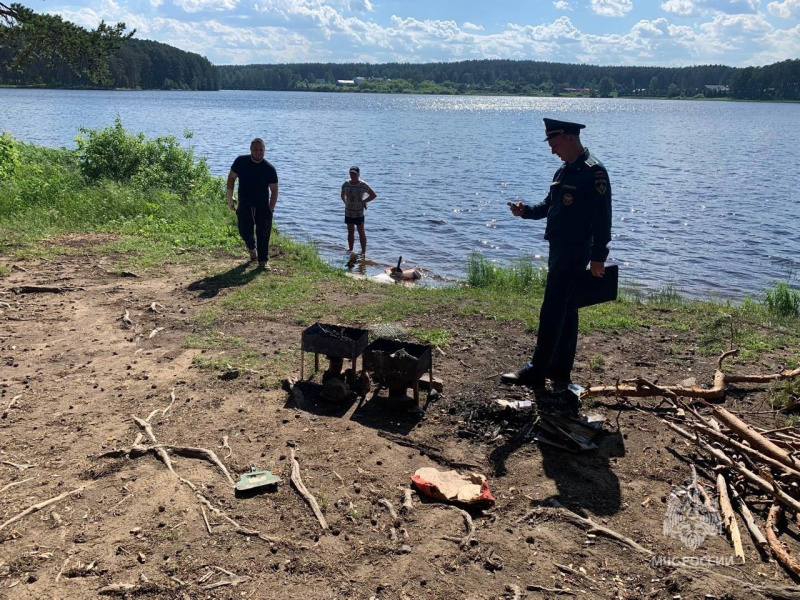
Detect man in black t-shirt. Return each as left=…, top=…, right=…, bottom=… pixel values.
left=226, top=138, right=279, bottom=269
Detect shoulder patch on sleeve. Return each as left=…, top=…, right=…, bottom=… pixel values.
left=594, top=178, right=609, bottom=195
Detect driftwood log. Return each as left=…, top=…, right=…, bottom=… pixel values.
left=583, top=349, right=800, bottom=400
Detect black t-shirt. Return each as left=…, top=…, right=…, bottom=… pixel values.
left=231, top=155, right=278, bottom=204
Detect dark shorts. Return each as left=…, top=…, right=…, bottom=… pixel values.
left=345, top=216, right=365, bottom=225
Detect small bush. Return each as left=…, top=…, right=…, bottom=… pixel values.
left=75, top=118, right=222, bottom=201
left=763, top=282, right=800, bottom=318
left=0, top=133, right=20, bottom=181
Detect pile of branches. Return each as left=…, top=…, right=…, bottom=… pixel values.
left=589, top=349, right=800, bottom=576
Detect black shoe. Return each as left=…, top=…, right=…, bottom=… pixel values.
left=552, top=379, right=572, bottom=394
left=501, top=368, right=545, bottom=390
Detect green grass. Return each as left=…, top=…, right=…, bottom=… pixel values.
left=192, top=345, right=301, bottom=389
left=413, top=328, right=452, bottom=348
left=764, top=282, right=800, bottom=317
left=183, top=331, right=244, bottom=350
left=0, top=263, right=9, bottom=277
left=770, top=378, right=800, bottom=411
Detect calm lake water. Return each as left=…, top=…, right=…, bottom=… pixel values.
left=2, top=88, right=799, bottom=298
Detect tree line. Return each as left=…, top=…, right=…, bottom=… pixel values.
left=218, top=58, right=800, bottom=101
left=0, top=37, right=219, bottom=90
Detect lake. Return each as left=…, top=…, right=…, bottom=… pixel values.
left=2, top=88, right=799, bottom=299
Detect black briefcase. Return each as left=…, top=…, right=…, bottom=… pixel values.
left=573, top=265, right=618, bottom=309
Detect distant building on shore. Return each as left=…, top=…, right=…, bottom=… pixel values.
left=337, top=79, right=356, bottom=86
left=704, top=85, right=729, bottom=92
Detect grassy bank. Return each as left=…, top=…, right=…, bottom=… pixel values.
left=1, top=124, right=799, bottom=377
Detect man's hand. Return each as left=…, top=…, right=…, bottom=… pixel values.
left=590, top=261, right=605, bottom=277
left=226, top=187, right=236, bottom=211
left=508, top=201, right=525, bottom=217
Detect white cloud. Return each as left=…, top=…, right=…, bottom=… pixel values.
left=150, top=0, right=164, bottom=7
left=553, top=0, right=573, bottom=9
left=750, top=22, right=800, bottom=62
left=590, top=0, right=634, bottom=17
left=47, top=0, right=794, bottom=67
left=767, top=0, right=800, bottom=17
left=661, top=0, right=696, bottom=15
left=173, top=0, right=239, bottom=13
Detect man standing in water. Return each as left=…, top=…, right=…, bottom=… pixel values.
left=341, top=166, right=377, bottom=255
left=502, top=119, right=612, bottom=405
left=227, top=138, right=279, bottom=270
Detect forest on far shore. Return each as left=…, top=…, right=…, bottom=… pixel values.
left=2, top=29, right=798, bottom=101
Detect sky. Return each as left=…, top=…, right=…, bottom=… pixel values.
left=27, top=0, right=800, bottom=66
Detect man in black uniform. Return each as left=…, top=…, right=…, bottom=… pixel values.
left=502, top=118, right=612, bottom=397
left=226, top=138, right=279, bottom=270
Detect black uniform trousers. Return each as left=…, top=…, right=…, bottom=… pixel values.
left=526, top=241, right=591, bottom=384
left=237, top=200, right=273, bottom=263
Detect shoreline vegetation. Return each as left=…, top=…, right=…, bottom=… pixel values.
left=1, top=123, right=799, bottom=374
left=4, top=82, right=795, bottom=103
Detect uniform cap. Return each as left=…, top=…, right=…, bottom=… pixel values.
left=349, top=166, right=360, bottom=174
left=543, top=118, right=586, bottom=141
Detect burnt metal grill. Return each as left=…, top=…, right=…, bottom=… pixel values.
left=363, top=338, right=433, bottom=405
left=300, top=323, right=369, bottom=384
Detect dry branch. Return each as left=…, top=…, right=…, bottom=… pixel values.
left=0, top=477, right=34, bottom=494
left=519, top=502, right=652, bottom=556
left=710, top=405, right=799, bottom=470
left=0, top=460, right=34, bottom=471
left=98, top=583, right=136, bottom=595
left=401, top=488, right=414, bottom=515
left=0, top=486, right=86, bottom=533
left=583, top=349, right=800, bottom=401
left=219, top=435, right=232, bottom=460
left=377, top=498, right=399, bottom=525
left=438, top=505, right=477, bottom=550
left=202, top=566, right=249, bottom=590
left=717, top=474, right=745, bottom=562
left=148, top=326, right=164, bottom=339
left=688, top=421, right=800, bottom=481
left=119, top=310, right=133, bottom=328
left=766, top=503, right=800, bottom=578
left=525, top=584, right=576, bottom=595
left=290, top=448, right=328, bottom=530
left=729, top=484, right=768, bottom=555
left=107, top=408, right=279, bottom=545
left=505, top=584, right=522, bottom=600
left=662, top=419, right=800, bottom=515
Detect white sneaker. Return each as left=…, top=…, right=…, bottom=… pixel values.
left=249, top=248, right=257, bottom=261
left=258, top=261, right=271, bottom=270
